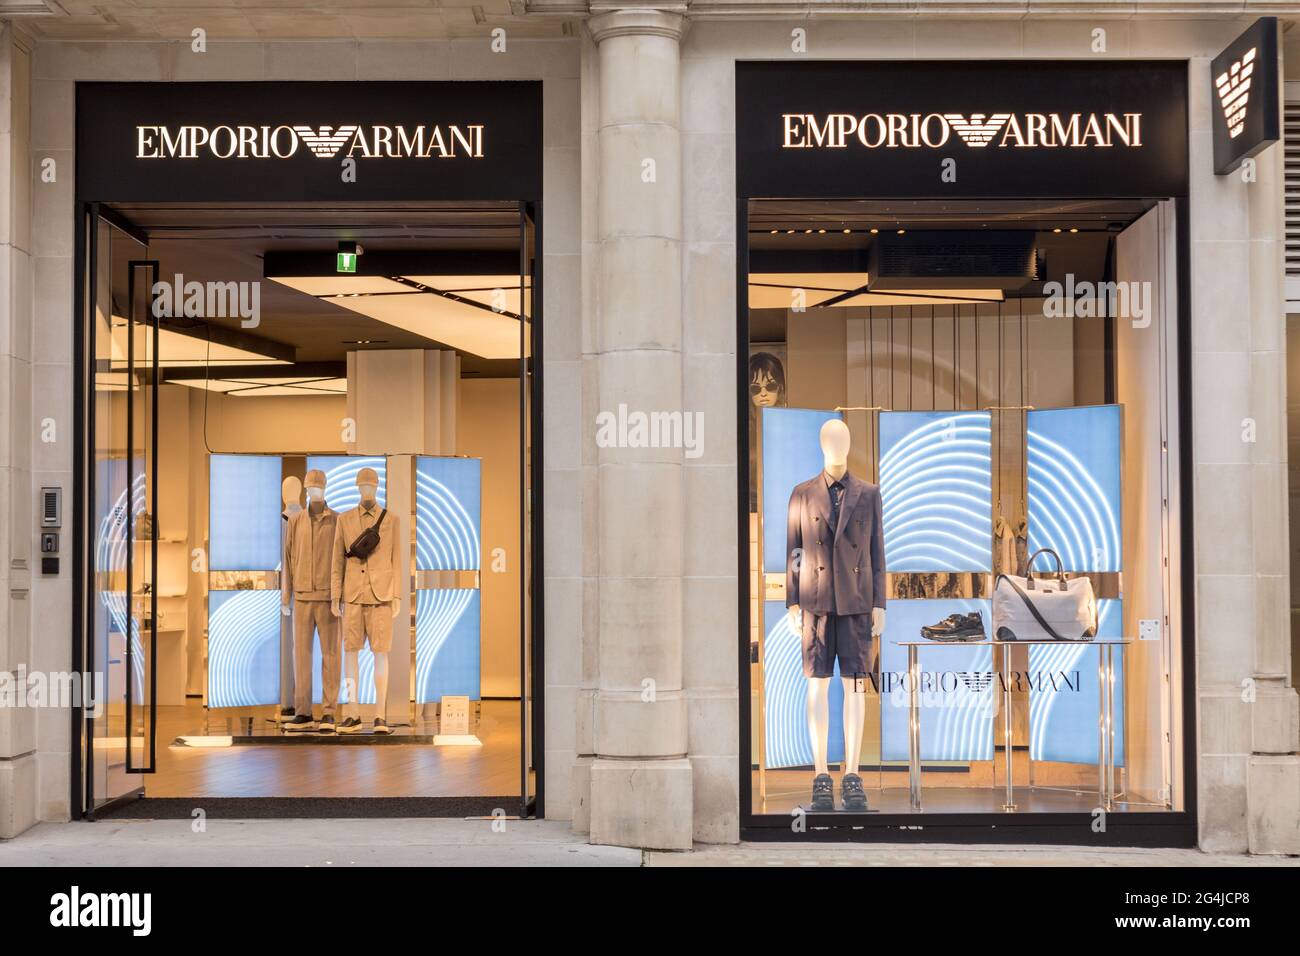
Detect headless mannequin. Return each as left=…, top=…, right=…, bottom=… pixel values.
left=331, top=480, right=401, bottom=719
left=277, top=477, right=303, bottom=715
left=788, top=419, right=886, bottom=778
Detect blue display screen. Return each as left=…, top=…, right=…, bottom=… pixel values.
left=307, top=456, right=387, bottom=512
left=209, top=455, right=283, bottom=571
left=415, top=589, right=481, bottom=703
left=878, top=599, right=995, bottom=762
left=415, top=457, right=481, bottom=571
left=761, top=407, right=844, bottom=574
left=208, top=589, right=281, bottom=708
left=1026, top=405, right=1122, bottom=573
left=879, top=411, right=992, bottom=572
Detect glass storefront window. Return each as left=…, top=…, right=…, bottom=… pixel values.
left=744, top=199, right=1185, bottom=820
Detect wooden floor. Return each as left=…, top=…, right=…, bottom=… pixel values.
left=147, top=699, right=522, bottom=799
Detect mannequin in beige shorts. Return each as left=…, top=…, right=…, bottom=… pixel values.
left=330, top=467, right=402, bottom=735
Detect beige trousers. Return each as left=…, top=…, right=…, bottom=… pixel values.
left=293, top=599, right=340, bottom=715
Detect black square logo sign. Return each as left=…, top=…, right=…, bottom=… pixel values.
left=1211, top=17, right=1280, bottom=175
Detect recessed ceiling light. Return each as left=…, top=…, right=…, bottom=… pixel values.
left=770, top=229, right=778, bottom=234
left=896, top=229, right=906, bottom=235
left=786, top=229, right=795, bottom=235
left=869, top=228, right=879, bottom=235
left=1069, top=227, right=1079, bottom=233
left=804, top=229, right=812, bottom=234
left=842, top=229, right=851, bottom=234
left=817, top=229, right=826, bottom=234
left=1053, top=228, right=1063, bottom=233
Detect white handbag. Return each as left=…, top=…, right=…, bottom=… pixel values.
left=992, top=548, right=1097, bottom=642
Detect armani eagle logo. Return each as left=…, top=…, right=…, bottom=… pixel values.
left=943, top=113, right=1012, bottom=147
left=293, top=125, right=361, bottom=158
left=1215, top=47, right=1255, bottom=139
left=957, top=672, right=994, bottom=693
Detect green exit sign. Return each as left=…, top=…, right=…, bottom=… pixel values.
left=337, top=252, right=357, bottom=273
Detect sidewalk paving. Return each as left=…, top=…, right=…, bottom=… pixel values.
left=1, top=818, right=1296, bottom=866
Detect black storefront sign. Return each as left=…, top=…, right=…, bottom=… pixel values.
left=737, top=60, right=1188, bottom=199
left=1211, top=18, right=1280, bottom=176
left=76, top=81, right=542, bottom=202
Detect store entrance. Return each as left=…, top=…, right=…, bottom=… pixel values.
left=80, top=202, right=538, bottom=814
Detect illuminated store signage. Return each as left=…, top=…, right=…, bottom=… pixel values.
left=135, top=123, right=485, bottom=160
left=78, top=81, right=540, bottom=202
left=738, top=61, right=1188, bottom=199
left=783, top=112, right=1142, bottom=150
left=1211, top=18, right=1279, bottom=175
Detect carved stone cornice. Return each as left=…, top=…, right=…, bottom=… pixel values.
left=517, top=0, right=1300, bottom=19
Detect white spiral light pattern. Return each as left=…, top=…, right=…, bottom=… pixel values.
left=916, top=645, right=995, bottom=761
left=94, top=470, right=147, bottom=706
left=763, top=610, right=816, bottom=769
left=1027, top=600, right=1125, bottom=766
left=414, top=457, right=481, bottom=702
left=880, top=413, right=992, bottom=572
left=208, top=589, right=281, bottom=708
left=1026, top=429, right=1121, bottom=573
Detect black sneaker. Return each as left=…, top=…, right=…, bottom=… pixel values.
left=810, top=772, right=834, bottom=812
left=372, top=717, right=391, bottom=736
left=318, top=713, right=336, bottom=733
left=268, top=707, right=295, bottom=724
left=921, top=611, right=985, bottom=641
left=841, top=772, right=868, bottom=811
left=283, top=713, right=316, bottom=733
left=338, top=716, right=363, bottom=734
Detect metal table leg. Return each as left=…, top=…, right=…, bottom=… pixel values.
left=1001, top=643, right=1016, bottom=811
left=1097, top=644, right=1108, bottom=810
left=908, top=644, right=921, bottom=810
left=1102, top=644, right=1116, bottom=812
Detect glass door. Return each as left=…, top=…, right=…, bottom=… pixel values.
left=86, top=209, right=160, bottom=812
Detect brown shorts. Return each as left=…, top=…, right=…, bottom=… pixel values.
left=343, top=601, right=392, bottom=653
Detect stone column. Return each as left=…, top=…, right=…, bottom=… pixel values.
left=585, top=7, right=692, bottom=850
left=0, top=22, right=36, bottom=838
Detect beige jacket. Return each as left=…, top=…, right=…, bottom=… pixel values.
left=282, top=504, right=337, bottom=603
left=331, top=503, right=403, bottom=606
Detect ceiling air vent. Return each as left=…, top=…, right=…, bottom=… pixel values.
left=868, top=231, right=1040, bottom=290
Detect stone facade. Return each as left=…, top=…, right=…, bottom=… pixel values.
left=0, top=3, right=1296, bottom=854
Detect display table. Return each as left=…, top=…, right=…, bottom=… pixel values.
left=893, top=639, right=1130, bottom=812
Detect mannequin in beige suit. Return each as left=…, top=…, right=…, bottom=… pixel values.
left=330, top=467, right=402, bottom=734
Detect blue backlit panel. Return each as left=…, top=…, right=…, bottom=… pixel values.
left=413, top=456, right=482, bottom=703
left=762, top=599, right=848, bottom=769
left=879, top=599, right=995, bottom=762
left=1028, top=599, right=1126, bottom=767
left=415, top=457, right=481, bottom=571
left=1026, top=406, right=1122, bottom=573
left=209, top=455, right=283, bottom=571
left=761, top=407, right=844, bottom=574
left=208, top=589, right=281, bottom=708
left=416, top=589, right=481, bottom=703
left=879, top=412, right=992, bottom=572
left=307, top=456, right=388, bottom=512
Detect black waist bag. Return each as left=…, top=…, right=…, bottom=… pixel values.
left=345, top=509, right=386, bottom=560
